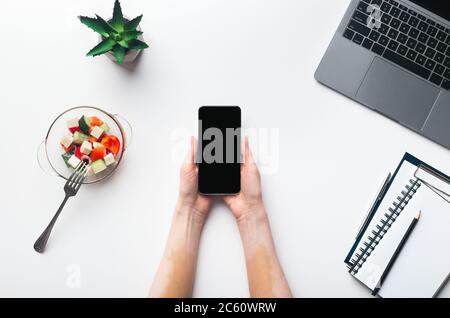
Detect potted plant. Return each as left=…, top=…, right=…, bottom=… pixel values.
left=79, top=0, right=149, bottom=65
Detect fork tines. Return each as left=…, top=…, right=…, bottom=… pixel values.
left=66, top=161, right=88, bottom=190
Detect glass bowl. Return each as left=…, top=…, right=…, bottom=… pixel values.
left=37, top=106, right=132, bottom=184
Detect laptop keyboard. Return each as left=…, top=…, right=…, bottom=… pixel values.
left=344, top=0, right=450, bottom=90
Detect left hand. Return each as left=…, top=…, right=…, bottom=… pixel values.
left=177, top=137, right=213, bottom=222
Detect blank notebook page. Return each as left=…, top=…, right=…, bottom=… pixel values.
left=352, top=160, right=418, bottom=290
left=380, top=185, right=450, bottom=298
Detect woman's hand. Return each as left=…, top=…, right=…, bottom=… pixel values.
left=149, top=137, right=212, bottom=298
left=150, top=136, right=291, bottom=298
left=223, top=137, right=266, bottom=222
left=177, top=137, right=212, bottom=222
left=223, top=137, right=292, bottom=297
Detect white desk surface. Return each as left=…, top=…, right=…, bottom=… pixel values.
left=1, top=0, right=449, bottom=298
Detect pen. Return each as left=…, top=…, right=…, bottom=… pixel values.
left=372, top=211, right=421, bottom=296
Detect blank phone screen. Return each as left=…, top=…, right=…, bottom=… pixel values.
left=198, top=106, right=241, bottom=195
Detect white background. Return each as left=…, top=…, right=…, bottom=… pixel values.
left=1, top=0, right=449, bottom=297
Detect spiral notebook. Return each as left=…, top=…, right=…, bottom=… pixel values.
left=345, top=153, right=450, bottom=298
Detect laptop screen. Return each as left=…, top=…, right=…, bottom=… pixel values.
left=409, top=0, right=450, bottom=21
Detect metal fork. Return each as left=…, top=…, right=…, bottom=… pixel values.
left=34, top=161, right=88, bottom=253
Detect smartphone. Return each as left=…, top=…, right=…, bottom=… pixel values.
left=198, top=106, right=241, bottom=195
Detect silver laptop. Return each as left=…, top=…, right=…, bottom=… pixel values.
left=315, top=0, right=450, bottom=149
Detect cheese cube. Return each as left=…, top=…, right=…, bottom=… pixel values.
left=103, top=153, right=116, bottom=166
left=90, top=126, right=104, bottom=139
left=86, top=165, right=94, bottom=177
left=80, top=141, right=92, bottom=155
left=67, top=118, right=79, bottom=129
left=61, top=133, right=74, bottom=149
left=93, top=142, right=104, bottom=149
left=67, top=155, right=81, bottom=168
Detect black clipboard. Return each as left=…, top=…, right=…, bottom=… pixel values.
left=344, top=153, right=450, bottom=266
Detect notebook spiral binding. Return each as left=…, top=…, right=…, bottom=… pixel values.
left=348, top=178, right=422, bottom=275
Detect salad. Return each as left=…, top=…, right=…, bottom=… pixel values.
left=60, top=115, right=121, bottom=177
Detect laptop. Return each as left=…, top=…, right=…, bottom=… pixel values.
left=315, top=0, right=450, bottom=149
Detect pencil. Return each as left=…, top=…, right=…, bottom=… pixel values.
left=372, top=211, right=421, bottom=296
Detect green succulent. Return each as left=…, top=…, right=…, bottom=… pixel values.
left=79, top=0, right=149, bottom=64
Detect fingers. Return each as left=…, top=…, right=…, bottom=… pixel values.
left=183, top=136, right=196, bottom=166
left=243, top=136, right=255, bottom=166
left=240, top=137, right=246, bottom=164
left=181, top=137, right=199, bottom=176
left=222, top=195, right=232, bottom=205
left=192, top=137, right=198, bottom=164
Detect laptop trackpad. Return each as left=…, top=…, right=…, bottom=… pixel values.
left=356, top=57, right=439, bottom=129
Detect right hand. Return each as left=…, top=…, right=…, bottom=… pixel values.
left=223, top=137, right=265, bottom=222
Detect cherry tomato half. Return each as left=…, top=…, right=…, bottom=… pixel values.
left=101, top=135, right=121, bottom=156
left=90, top=147, right=106, bottom=162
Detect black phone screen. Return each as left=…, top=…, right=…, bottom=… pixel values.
left=198, top=106, right=241, bottom=195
